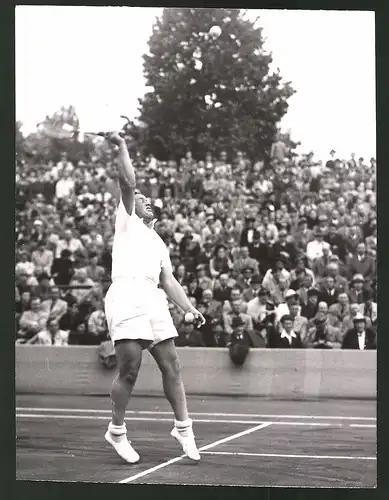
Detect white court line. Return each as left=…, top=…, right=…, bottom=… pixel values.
left=15, top=414, right=339, bottom=426
left=201, top=451, right=377, bottom=461
left=119, top=422, right=272, bottom=484
left=350, top=424, right=376, bottom=428
left=16, top=408, right=376, bottom=421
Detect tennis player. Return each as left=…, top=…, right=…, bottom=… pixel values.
left=103, top=132, right=205, bottom=464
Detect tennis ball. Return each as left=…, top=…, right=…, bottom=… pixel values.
left=209, top=25, right=222, bottom=38
left=185, top=312, right=195, bottom=323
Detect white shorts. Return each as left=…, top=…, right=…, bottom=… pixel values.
left=104, top=280, right=178, bottom=349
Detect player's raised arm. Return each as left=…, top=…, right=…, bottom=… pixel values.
left=105, top=132, right=136, bottom=215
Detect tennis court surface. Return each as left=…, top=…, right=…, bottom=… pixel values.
left=16, top=395, right=376, bottom=487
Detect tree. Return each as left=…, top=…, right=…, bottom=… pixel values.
left=133, top=8, right=295, bottom=162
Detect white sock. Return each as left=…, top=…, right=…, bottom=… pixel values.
left=108, top=422, right=127, bottom=436
left=174, top=418, right=193, bottom=437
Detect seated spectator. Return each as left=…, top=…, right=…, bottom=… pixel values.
left=292, top=217, right=314, bottom=255
left=241, top=274, right=262, bottom=302
left=306, top=229, right=330, bottom=266
left=174, top=263, right=188, bottom=286
left=248, top=233, right=271, bottom=275
left=195, top=264, right=213, bottom=291
left=59, top=301, right=86, bottom=332
left=346, top=242, right=375, bottom=285
left=320, top=262, right=349, bottom=293
left=17, top=296, right=48, bottom=341
left=361, top=289, right=377, bottom=325
left=240, top=217, right=260, bottom=247
left=328, top=292, right=350, bottom=328
left=275, top=289, right=300, bottom=323
left=86, top=306, right=108, bottom=345
left=232, top=246, right=259, bottom=276
left=319, top=275, right=341, bottom=307
left=289, top=303, right=308, bottom=345
left=235, top=266, right=254, bottom=292
left=262, top=258, right=290, bottom=296
left=69, top=268, right=95, bottom=305
left=348, top=274, right=366, bottom=305
left=84, top=252, right=105, bottom=282
left=209, top=244, right=232, bottom=278
left=342, top=313, right=376, bottom=350
left=15, top=290, right=31, bottom=315
left=341, top=302, right=372, bottom=338
left=55, top=228, right=85, bottom=259
left=34, top=272, right=54, bottom=302
left=51, top=249, right=74, bottom=286
left=15, top=251, right=35, bottom=277
left=246, top=288, right=270, bottom=328
left=289, top=256, right=315, bottom=288
left=312, top=245, right=332, bottom=278
left=268, top=314, right=303, bottom=348
left=186, top=275, right=203, bottom=302
left=270, top=275, right=290, bottom=307
left=305, top=314, right=341, bottom=349
left=26, top=318, right=69, bottom=346
left=300, top=289, right=320, bottom=320
left=223, top=287, right=248, bottom=314
left=213, top=274, right=233, bottom=303
left=271, top=229, right=298, bottom=268
left=223, top=299, right=253, bottom=345
left=31, top=242, right=53, bottom=275
left=41, top=285, right=68, bottom=324
left=296, top=273, right=314, bottom=306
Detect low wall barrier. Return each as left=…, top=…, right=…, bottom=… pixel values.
left=15, top=346, right=376, bottom=399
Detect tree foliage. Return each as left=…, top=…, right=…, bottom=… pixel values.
left=132, top=8, right=295, bottom=161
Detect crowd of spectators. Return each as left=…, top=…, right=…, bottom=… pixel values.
left=15, top=135, right=377, bottom=349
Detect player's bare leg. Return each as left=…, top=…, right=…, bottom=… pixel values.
left=150, top=339, right=200, bottom=461
left=105, top=339, right=144, bottom=463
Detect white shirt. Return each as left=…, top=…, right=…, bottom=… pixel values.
left=358, top=330, right=366, bottom=350
left=56, top=178, right=75, bottom=199
left=306, top=239, right=330, bottom=262
left=280, top=329, right=297, bottom=345
left=34, top=329, right=69, bottom=346
left=56, top=238, right=84, bottom=258
left=111, top=199, right=171, bottom=287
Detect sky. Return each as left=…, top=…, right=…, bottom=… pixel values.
left=15, top=7, right=376, bottom=160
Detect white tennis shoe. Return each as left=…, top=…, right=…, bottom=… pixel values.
left=171, top=426, right=201, bottom=461
left=105, top=430, right=140, bottom=464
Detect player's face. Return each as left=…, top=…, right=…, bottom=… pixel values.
left=135, top=193, right=154, bottom=221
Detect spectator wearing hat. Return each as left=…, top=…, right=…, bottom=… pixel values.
left=341, top=302, right=372, bottom=339
left=268, top=314, right=303, bottom=348
left=301, top=289, right=320, bottom=320
left=348, top=274, right=366, bottom=305
left=31, top=241, right=54, bottom=276
left=240, top=217, right=260, bottom=247
left=232, top=246, right=260, bottom=276
left=347, top=242, right=375, bottom=284
left=306, top=229, right=330, bottom=265
left=223, top=298, right=253, bottom=346
left=319, top=275, right=341, bottom=307
left=342, top=313, right=376, bottom=350
left=241, top=274, right=262, bottom=302
left=275, top=289, right=300, bottom=323
left=306, top=313, right=340, bottom=349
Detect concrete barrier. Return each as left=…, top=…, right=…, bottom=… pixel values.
left=15, top=346, right=376, bottom=399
